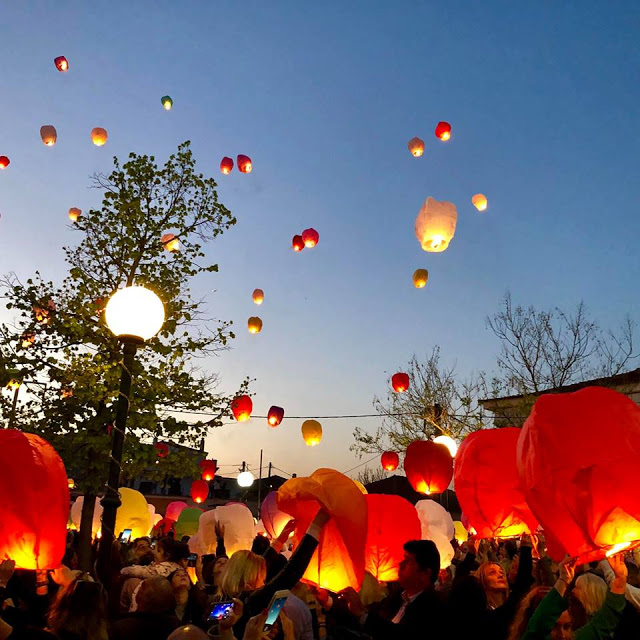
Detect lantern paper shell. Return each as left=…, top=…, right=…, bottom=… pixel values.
left=196, top=509, right=218, bottom=554
left=415, top=197, right=458, bottom=253
left=268, top=405, right=285, bottom=427
left=0, top=431, right=69, bottom=569
left=68, top=207, right=82, bottom=222
left=302, top=228, right=319, bottom=248
left=252, top=289, right=264, bottom=305
left=454, top=521, right=468, bottom=543
left=391, top=372, right=410, bottom=393
left=231, top=395, right=253, bottom=421
left=0, top=156, right=11, bottom=169
left=413, top=269, right=429, bottom=288
left=407, top=137, right=425, bottom=157
left=115, top=488, right=152, bottom=540
left=91, top=127, right=108, bottom=146
left=161, top=95, right=173, bottom=110
left=165, top=501, right=188, bottom=522
left=292, top=235, right=305, bottom=252
left=381, top=451, right=399, bottom=471
left=71, top=497, right=103, bottom=539
left=404, top=440, right=453, bottom=495
left=277, top=468, right=368, bottom=592
left=155, top=442, right=169, bottom=458
left=455, top=428, right=537, bottom=540
left=415, top=499, right=455, bottom=541
left=191, top=479, right=209, bottom=504
left=433, top=435, right=458, bottom=458
left=302, top=419, right=322, bottom=446
left=200, top=459, right=217, bottom=482
left=365, top=494, right=421, bottom=582
left=54, top=56, right=69, bottom=72
left=261, top=491, right=294, bottom=539
left=161, top=233, right=180, bottom=252
left=40, top=125, right=57, bottom=146
left=472, top=194, right=488, bottom=211
left=237, top=154, right=252, bottom=173
left=435, top=121, right=452, bottom=141
left=175, top=507, right=202, bottom=540
left=517, top=386, right=640, bottom=563
left=214, top=503, right=256, bottom=555
left=220, top=157, right=234, bottom=174
left=248, top=316, right=263, bottom=334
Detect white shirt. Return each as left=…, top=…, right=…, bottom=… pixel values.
left=391, top=590, right=424, bottom=624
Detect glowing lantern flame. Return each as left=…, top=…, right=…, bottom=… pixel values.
left=435, top=121, right=451, bottom=141
left=231, top=395, right=253, bottom=422
left=200, top=459, right=217, bottom=482
left=0, top=156, right=10, bottom=169
left=237, top=154, right=252, bottom=173
left=415, top=197, right=457, bottom=253
left=381, top=451, right=399, bottom=471
left=268, top=405, right=284, bottom=427
left=413, top=269, right=429, bottom=288
left=161, top=233, right=180, bottom=252
left=391, top=372, right=410, bottom=393
left=91, top=127, right=108, bottom=146
left=54, top=56, right=69, bottom=72
left=68, top=207, right=81, bottom=222
left=408, top=137, right=425, bottom=157
left=606, top=541, right=632, bottom=557
left=161, top=95, right=173, bottom=110
left=472, top=194, right=488, bottom=211
left=433, top=435, right=458, bottom=458
left=68, top=478, right=75, bottom=489
left=40, top=125, right=57, bottom=146
left=248, top=316, right=263, bottom=334
left=252, top=289, right=264, bottom=305
left=20, top=331, right=35, bottom=349
left=302, top=228, right=319, bottom=248
left=220, top=157, right=234, bottom=174
left=7, top=379, right=21, bottom=391
left=301, top=419, right=322, bottom=446
left=292, top=235, right=305, bottom=252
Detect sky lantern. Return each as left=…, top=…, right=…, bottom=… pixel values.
left=404, top=440, right=453, bottom=495
left=456, top=427, right=538, bottom=540
left=435, top=121, right=452, bottom=141
left=165, top=501, right=188, bottom=522
left=161, top=95, right=173, bottom=110
left=6, top=379, right=21, bottom=391
left=454, top=521, right=468, bottom=543
left=415, top=499, right=455, bottom=541
left=71, top=497, right=103, bottom=539
left=214, top=503, right=256, bottom=555
left=277, top=468, right=368, bottom=592
left=200, top=459, right=216, bottom=481
left=68, top=207, right=82, bottom=222
left=268, top=405, right=284, bottom=427
left=231, top=395, right=253, bottom=421
left=407, top=137, right=425, bottom=157
left=0, top=431, right=69, bottom=569
left=301, top=419, right=322, bottom=446
left=472, top=193, right=488, bottom=211
left=517, top=386, right=640, bottom=563
left=34, top=298, right=56, bottom=324
left=261, top=491, right=294, bottom=539
left=40, top=125, right=57, bottom=146
left=220, top=157, right=234, bottom=174
left=413, top=269, right=429, bottom=288
left=155, top=442, right=169, bottom=458
left=54, top=56, right=69, bottom=72
left=91, top=127, right=108, bottom=146
left=292, top=235, right=305, bottom=252
left=20, top=331, right=35, bottom=349
left=248, top=316, right=263, bottom=334
left=175, top=507, right=202, bottom=540
left=191, top=479, right=209, bottom=504
left=302, top=228, right=319, bottom=248
left=252, top=288, right=264, bottom=305
left=415, top=197, right=458, bottom=253
left=391, top=372, right=410, bottom=393
left=433, top=435, right=458, bottom=458
left=161, top=233, right=180, bottom=252
left=237, top=154, right=252, bottom=173
left=365, top=494, right=422, bottom=582
left=381, top=451, right=399, bottom=471
left=0, top=156, right=10, bottom=169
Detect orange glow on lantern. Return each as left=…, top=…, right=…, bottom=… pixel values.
left=68, top=207, right=82, bottom=222
left=381, top=451, right=399, bottom=471
left=40, top=125, right=57, bottom=146
left=248, top=316, right=263, bottom=334
left=161, top=233, right=180, bottom=252
left=415, top=197, right=458, bottom=253
left=91, top=127, right=108, bottom=146
left=252, top=289, right=264, bottom=305
left=34, top=299, right=56, bottom=325
left=237, top=154, right=252, bottom=173
left=301, top=419, right=322, bottom=446
left=404, top=440, right=453, bottom=495
left=292, top=235, right=305, bottom=252
left=413, top=269, right=429, bottom=288
left=220, top=157, right=234, bottom=174
left=54, top=56, right=69, bottom=72
left=67, top=478, right=75, bottom=489
left=472, top=194, right=488, bottom=211
left=435, top=121, right=451, bottom=141
left=407, top=137, right=425, bottom=157
left=20, top=331, right=35, bottom=349
left=6, top=379, right=21, bottom=391
left=200, top=459, right=216, bottom=482
left=391, top=372, right=410, bottom=393
left=232, top=395, right=253, bottom=422
left=302, top=228, right=319, bottom=248
left=268, top=405, right=284, bottom=427
left=191, top=479, right=209, bottom=504
left=0, top=156, right=10, bottom=169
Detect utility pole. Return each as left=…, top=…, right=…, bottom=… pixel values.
left=257, top=449, right=263, bottom=510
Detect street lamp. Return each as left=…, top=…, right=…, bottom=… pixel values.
left=97, top=286, right=164, bottom=581
left=237, top=461, right=255, bottom=488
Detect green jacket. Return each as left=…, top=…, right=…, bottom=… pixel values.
left=523, top=586, right=625, bottom=640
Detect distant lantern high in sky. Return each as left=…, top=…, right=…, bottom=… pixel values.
left=53, top=56, right=68, bottom=72
left=248, top=316, right=263, bottom=334
left=435, top=121, right=451, bottom=141
left=472, top=194, right=488, bottom=211
left=391, top=372, right=410, bottom=393
left=237, top=154, right=252, bottom=173
left=161, top=95, right=173, bottom=110
left=220, top=157, right=234, bottom=174
left=68, top=207, right=81, bottom=222
left=0, top=156, right=11, bottom=169
left=91, top=127, right=108, bottom=146
left=292, top=235, right=305, bottom=252
left=302, top=228, right=319, bottom=248
left=413, top=269, right=429, bottom=288
left=40, top=125, right=57, bottom=146
left=415, top=197, right=458, bottom=253
left=407, top=137, right=425, bottom=157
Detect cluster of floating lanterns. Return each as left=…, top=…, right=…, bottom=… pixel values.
left=292, top=228, right=319, bottom=252
left=220, top=155, right=252, bottom=175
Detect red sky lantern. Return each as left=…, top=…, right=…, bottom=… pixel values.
left=237, top=154, right=252, bottom=173
left=435, top=121, right=452, bottom=141
left=381, top=451, right=399, bottom=471
left=155, top=442, right=169, bottom=458
left=292, top=235, right=305, bottom=252
left=0, top=156, right=10, bottom=169
left=220, top=157, right=234, bottom=174
left=200, top=459, right=217, bottom=482
left=365, top=494, right=421, bottom=582
left=404, top=440, right=453, bottom=496
left=455, top=428, right=538, bottom=539
left=391, top=372, right=410, bottom=393
left=231, top=395, right=253, bottom=422
left=302, top=228, right=319, bottom=248
left=268, top=405, right=285, bottom=427
left=191, top=479, right=209, bottom=504
left=54, top=56, right=69, bottom=72
left=517, top=386, right=640, bottom=564
left=0, top=431, right=69, bottom=569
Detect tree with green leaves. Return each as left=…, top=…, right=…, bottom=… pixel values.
left=0, top=141, right=247, bottom=568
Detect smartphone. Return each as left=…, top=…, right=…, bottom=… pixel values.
left=264, top=589, right=290, bottom=630
left=187, top=553, right=197, bottom=567
left=119, top=529, right=132, bottom=543
left=207, top=601, right=234, bottom=622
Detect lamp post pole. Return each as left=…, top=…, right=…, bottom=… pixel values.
left=8, top=385, right=20, bottom=429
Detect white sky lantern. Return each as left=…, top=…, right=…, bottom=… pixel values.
left=433, top=435, right=458, bottom=458
left=237, top=470, right=255, bottom=487
left=414, top=197, right=457, bottom=253
left=105, top=286, right=165, bottom=342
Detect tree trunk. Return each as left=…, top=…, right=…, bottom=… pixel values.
left=78, top=491, right=97, bottom=573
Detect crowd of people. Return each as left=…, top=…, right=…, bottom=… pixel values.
left=1, top=507, right=639, bottom=640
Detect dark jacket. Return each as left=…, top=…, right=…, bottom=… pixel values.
left=110, top=611, right=181, bottom=640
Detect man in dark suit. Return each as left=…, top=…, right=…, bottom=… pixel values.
left=340, top=539, right=443, bottom=639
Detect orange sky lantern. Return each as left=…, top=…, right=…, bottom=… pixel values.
left=301, top=420, right=322, bottom=446
left=54, top=56, right=69, bottom=72
left=0, top=156, right=10, bottom=169
left=34, top=298, right=56, bottom=325
left=68, top=207, right=82, bottom=222
left=391, top=372, right=410, bottom=393
left=91, top=127, right=108, bottom=146
left=20, top=331, right=35, bottom=348
left=252, top=288, right=264, bottom=305
left=404, top=440, right=453, bottom=495
left=40, top=125, right=57, bottom=146
left=161, top=233, right=180, bottom=252
left=413, top=269, right=429, bottom=288
left=268, top=405, right=284, bottom=427
left=261, top=491, right=293, bottom=539
left=302, top=228, right=319, bottom=248
left=155, top=442, right=169, bottom=458
left=435, top=121, right=451, bottom=141
left=455, top=427, right=538, bottom=539
left=220, top=157, right=234, bottom=174
left=191, top=479, right=209, bottom=504
left=415, top=197, right=457, bottom=253
left=248, top=316, right=263, bottom=334
left=231, top=395, right=253, bottom=421
left=237, top=154, right=252, bottom=173
left=472, top=194, right=488, bottom=211
left=200, top=459, right=216, bottom=481
left=292, top=235, right=305, bottom=252
left=381, top=451, right=399, bottom=471
left=407, top=137, right=425, bottom=157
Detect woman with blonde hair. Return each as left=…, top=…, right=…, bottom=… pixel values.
left=220, top=550, right=267, bottom=599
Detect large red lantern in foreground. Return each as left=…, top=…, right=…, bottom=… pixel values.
left=404, top=440, right=453, bottom=495
left=391, top=372, right=410, bottom=393
left=517, top=386, right=640, bottom=563
left=292, top=235, right=305, bottom=252
left=435, top=121, right=451, bottom=141
left=220, top=157, right=234, bottom=174
left=381, top=451, right=399, bottom=471
left=268, top=405, right=285, bottom=427
left=302, top=228, right=319, bottom=248
left=237, top=154, right=252, bottom=173
left=455, top=428, right=538, bottom=539
left=200, top=459, right=217, bottom=481
left=365, top=494, right=421, bottom=581
left=231, top=395, right=253, bottom=421
left=0, top=431, right=69, bottom=569
left=191, top=479, right=209, bottom=504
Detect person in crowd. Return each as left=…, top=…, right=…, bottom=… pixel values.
left=121, top=537, right=189, bottom=580
left=507, top=587, right=552, bottom=640
left=167, top=568, right=207, bottom=626
left=125, top=537, right=154, bottom=566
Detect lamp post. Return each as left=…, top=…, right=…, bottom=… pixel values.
left=97, top=286, right=164, bottom=583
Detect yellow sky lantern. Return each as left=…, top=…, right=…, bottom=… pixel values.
left=414, top=197, right=457, bottom=253
left=40, top=125, right=57, bottom=146
left=91, top=127, right=108, bottom=146
left=252, top=289, right=264, bottom=305
left=413, top=269, right=429, bottom=288
left=161, top=233, right=180, bottom=252
left=68, top=207, right=81, bottom=222
left=407, top=137, right=425, bottom=157
left=472, top=194, right=488, bottom=211
left=301, top=419, right=322, bottom=446
left=248, top=316, right=263, bottom=334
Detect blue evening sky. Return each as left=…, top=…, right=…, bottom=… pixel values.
left=1, top=1, right=638, bottom=479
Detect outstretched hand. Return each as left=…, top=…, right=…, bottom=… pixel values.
left=339, top=586, right=365, bottom=618
left=555, top=555, right=575, bottom=596
left=607, top=552, right=628, bottom=594
left=0, top=559, right=15, bottom=587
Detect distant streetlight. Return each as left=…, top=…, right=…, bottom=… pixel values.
left=238, top=461, right=255, bottom=488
